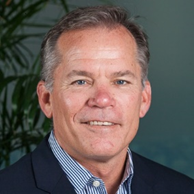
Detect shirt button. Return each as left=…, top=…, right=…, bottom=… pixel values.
left=93, top=180, right=100, bottom=187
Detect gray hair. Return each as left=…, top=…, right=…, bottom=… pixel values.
left=40, top=6, right=150, bottom=91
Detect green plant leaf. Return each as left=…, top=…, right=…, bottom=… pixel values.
left=0, top=75, right=18, bottom=94
left=11, top=76, right=26, bottom=113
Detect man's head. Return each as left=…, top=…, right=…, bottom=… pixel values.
left=37, top=6, right=151, bottom=164
left=40, top=6, right=149, bottom=91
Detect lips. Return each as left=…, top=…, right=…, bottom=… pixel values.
left=86, top=121, right=114, bottom=126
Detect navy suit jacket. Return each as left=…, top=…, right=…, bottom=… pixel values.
left=0, top=134, right=194, bottom=194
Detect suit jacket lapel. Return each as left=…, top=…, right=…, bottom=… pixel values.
left=51, top=174, right=76, bottom=194
left=131, top=152, right=154, bottom=194
left=131, top=173, right=153, bottom=194
left=31, top=134, right=76, bottom=194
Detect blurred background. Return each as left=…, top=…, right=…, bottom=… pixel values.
left=0, top=0, right=194, bottom=178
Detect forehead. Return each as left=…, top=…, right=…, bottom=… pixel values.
left=56, top=26, right=138, bottom=62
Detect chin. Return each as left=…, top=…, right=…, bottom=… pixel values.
left=87, top=144, right=121, bottom=159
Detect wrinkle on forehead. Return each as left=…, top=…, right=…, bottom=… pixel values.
left=65, top=48, right=124, bottom=61
left=57, top=26, right=138, bottom=61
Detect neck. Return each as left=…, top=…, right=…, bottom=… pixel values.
left=76, top=150, right=128, bottom=194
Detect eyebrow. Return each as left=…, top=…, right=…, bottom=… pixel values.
left=67, top=70, right=93, bottom=78
left=111, top=70, right=136, bottom=79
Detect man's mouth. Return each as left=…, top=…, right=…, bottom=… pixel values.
left=85, top=121, right=115, bottom=126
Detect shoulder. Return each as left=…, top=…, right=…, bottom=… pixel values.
left=0, top=153, right=40, bottom=193
left=131, top=151, right=194, bottom=193
left=0, top=134, right=51, bottom=194
left=0, top=153, right=32, bottom=177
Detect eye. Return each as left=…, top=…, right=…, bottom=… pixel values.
left=115, top=80, right=128, bottom=85
left=75, top=80, right=86, bottom=85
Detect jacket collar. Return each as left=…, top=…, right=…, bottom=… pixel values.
left=31, top=133, right=154, bottom=194
left=31, top=133, right=76, bottom=194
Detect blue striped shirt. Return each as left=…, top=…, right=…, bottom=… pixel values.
left=49, top=131, right=134, bottom=194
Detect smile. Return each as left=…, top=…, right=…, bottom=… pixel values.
left=87, top=121, right=114, bottom=126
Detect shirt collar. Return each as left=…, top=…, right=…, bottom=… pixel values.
left=49, top=130, right=134, bottom=193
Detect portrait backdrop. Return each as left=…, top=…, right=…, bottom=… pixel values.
left=3, top=0, right=194, bottom=178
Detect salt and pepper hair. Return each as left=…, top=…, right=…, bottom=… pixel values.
left=40, top=6, right=150, bottom=91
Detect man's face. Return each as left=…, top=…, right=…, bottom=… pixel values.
left=38, top=26, right=151, bottom=163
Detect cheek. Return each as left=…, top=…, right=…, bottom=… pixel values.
left=120, top=92, right=142, bottom=119
left=58, top=91, right=87, bottom=119
left=122, top=91, right=141, bottom=107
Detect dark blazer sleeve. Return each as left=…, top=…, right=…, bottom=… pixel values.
left=131, top=152, right=194, bottom=194
left=0, top=134, right=76, bottom=194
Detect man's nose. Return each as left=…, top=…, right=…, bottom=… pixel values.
left=87, top=87, right=115, bottom=108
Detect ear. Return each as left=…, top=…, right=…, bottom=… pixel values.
left=139, top=81, right=152, bottom=118
left=37, top=81, right=53, bottom=118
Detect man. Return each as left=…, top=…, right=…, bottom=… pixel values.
left=0, top=5, right=194, bottom=194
